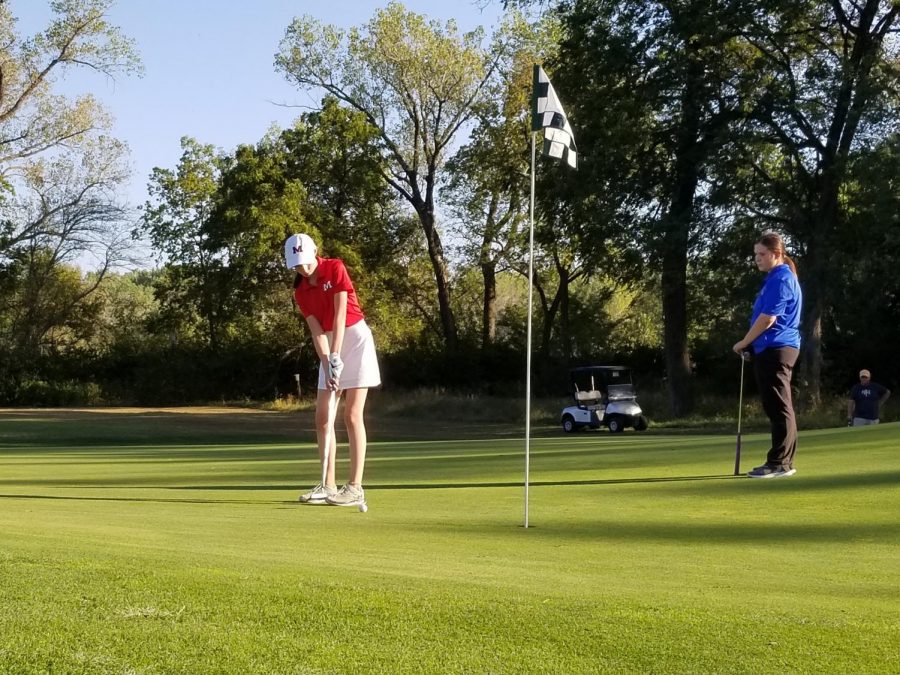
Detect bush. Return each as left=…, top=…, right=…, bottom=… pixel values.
left=14, top=379, right=104, bottom=406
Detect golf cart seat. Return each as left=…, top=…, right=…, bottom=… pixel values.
left=574, top=389, right=603, bottom=405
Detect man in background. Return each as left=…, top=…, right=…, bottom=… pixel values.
left=848, top=369, right=891, bottom=426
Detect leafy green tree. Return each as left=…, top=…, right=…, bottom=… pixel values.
left=88, top=269, right=159, bottom=352
left=275, top=2, right=504, bottom=351
left=1, top=135, right=133, bottom=267
left=0, top=1, right=139, bottom=398
left=737, top=0, right=900, bottom=400
left=209, top=101, right=422, bottom=356
left=826, top=134, right=900, bottom=390
left=0, top=0, right=139, bottom=265
left=443, top=13, right=559, bottom=350
left=281, top=98, right=411, bottom=260
left=140, top=137, right=227, bottom=349
left=206, top=129, right=309, bottom=323
left=0, top=0, right=139, bottom=185
left=545, top=1, right=776, bottom=415
left=279, top=98, right=424, bottom=351
left=0, top=247, right=104, bottom=399
left=567, top=274, right=662, bottom=359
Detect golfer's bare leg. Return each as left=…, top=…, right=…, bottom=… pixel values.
left=316, top=388, right=339, bottom=488
left=343, top=387, right=369, bottom=486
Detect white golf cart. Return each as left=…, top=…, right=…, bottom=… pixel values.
left=560, top=365, right=649, bottom=433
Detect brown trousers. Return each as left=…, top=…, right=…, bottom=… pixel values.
left=753, top=347, right=800, bottom=468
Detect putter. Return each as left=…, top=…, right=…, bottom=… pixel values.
left=734, top=352, right=748, bottom=476
left=321, top=389, right=336, bottom=495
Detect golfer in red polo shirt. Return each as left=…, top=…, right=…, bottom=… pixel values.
left=285, top=233, right=381, bottom=507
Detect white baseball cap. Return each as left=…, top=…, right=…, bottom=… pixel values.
left=284, top=233, right=317, bottom=268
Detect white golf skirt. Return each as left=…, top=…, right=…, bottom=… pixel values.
left=317, top=319, right=381, bottom=390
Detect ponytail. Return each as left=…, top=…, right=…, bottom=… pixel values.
left=783, top=254, right=798, bottom=278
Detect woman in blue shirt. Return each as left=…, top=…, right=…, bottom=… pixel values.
left=732, top=232, right=803, bottom=478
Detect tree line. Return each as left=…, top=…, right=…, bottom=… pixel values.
left=1, top=0, right=898, bottom=410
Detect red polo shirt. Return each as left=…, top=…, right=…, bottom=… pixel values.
left=293, top=257, right=365, bottom=331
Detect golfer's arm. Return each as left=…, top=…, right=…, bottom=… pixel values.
left=881, top=389, right=891, bottom=404
left=740, top=313, right=777, bottom=348
left=305, top=316, right=331, bottom=364
left=330, top=291, right=348, bottom=355
left=848, top=398, right=855, bottom=418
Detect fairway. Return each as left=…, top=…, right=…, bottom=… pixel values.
left=1, top=408, right=898, bottom=674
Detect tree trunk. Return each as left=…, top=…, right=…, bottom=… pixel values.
left=539, top=289, right=557, bottom=359
left=419, top=209, right=458, bottom=351
left=661, top=233, right=693, bottom=417
left=481, top=261, right=497, bottom=349
left=557, top=258, right=572, bottom=362
left=799, top=234, right=823, bottom=403
left=661, top=56, right=703, bottom=417
left=800, top=163, right=840, bottom=404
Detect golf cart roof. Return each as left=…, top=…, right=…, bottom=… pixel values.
left=569, top=366, right=633, bottom=389
left=570, top=365, right=629, bottom=373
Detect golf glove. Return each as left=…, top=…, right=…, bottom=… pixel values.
left=328, top=352, right=344, bottom=381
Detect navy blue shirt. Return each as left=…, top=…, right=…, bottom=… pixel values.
left=849, top=382, right=888, bottom=420
left=750, top=263, right=802, bottom=353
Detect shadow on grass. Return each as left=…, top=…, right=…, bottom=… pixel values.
left=0, top=493, right=284, bottom=505
left=0, top=475, right=737, bottom=507
left=0, top=474, right=738, bottom=494
left=179, top=474, right=739, bottom=490
left=2, top=469, right=898, bottom=493
left=493, top=518, right=900, bottom=544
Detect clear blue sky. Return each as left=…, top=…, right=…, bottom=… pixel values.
left=11, top=0, right=504, bottom=208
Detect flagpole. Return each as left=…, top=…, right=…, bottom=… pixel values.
left=524, top=64, right=576, bottom=530
left=525, top=129, right=536, bottom=529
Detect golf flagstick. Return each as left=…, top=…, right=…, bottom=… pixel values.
left=734, top=354, right=747, bottom=476
left=523, top=117, right=536, bottom=528
left=525, top=65, right=577, bottom=527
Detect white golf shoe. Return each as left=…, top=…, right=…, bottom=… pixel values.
left=298, top=483, right=337, bottom=504
left=326, top=483, right=365, bottom=507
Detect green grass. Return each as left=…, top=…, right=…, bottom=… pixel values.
left=1, top=408, right=898, bottom=674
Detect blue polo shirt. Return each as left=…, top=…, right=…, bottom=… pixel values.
left=750, top=263, right=802, bottom=353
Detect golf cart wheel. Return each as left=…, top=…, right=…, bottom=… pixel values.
left=634, top=415, right=649, bottom=432
left=562, top=415, right=578, bottom=433
left=607, top=415, right=625, bottom=433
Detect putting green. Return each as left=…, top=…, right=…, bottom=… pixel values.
left=0, top=408, right=897, bottom=673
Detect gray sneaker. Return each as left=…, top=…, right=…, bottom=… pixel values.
left=747, top=464, right=796, bottom=479
left=298, top=483, right=336, bottom=504
left=326, top=483, right=365, bottom=507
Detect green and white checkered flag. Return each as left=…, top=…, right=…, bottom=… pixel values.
left=531, top=65, right=577, bottom=169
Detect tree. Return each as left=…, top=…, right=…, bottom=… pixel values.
left=206, top=129, right=309, bottom=322
left=209, top=103, right=423, bottom=360
left=806, top=134, right=900, bottom=391
left=546, top=1, right=777, bottom=415
left=140, top=137, right=227, bottom=349
left=1, top=0, right=139, bottom=266
left=0, top=0, right=139, bottom=396
left=275, top=2, right=504, bottom=351
left=1, top=135, right=133, bottom=267
left=740, top=0, right=900, bottom=400
left=443, top=13, right=558, bottom=350
left=0, top=0, right=139, bottom=171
